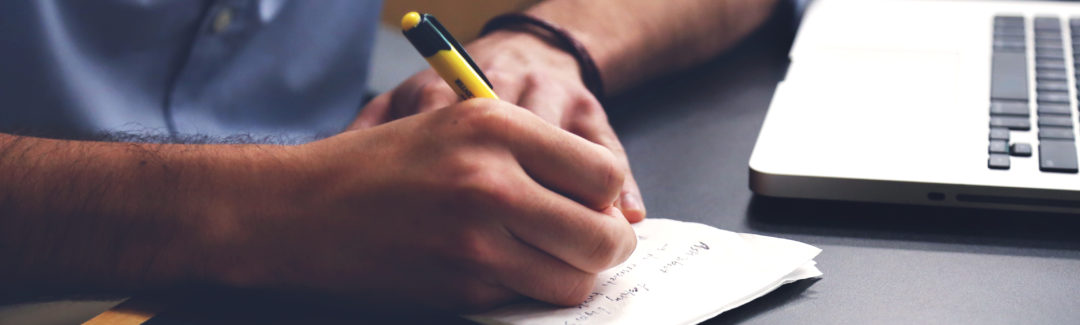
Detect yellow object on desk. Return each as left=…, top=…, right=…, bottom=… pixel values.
left=401, top=11, right=499, bottom=100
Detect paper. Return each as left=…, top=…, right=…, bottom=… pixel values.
left=466, top=219, right=821, bottom=325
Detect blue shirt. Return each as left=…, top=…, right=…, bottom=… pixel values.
left=0, top=0, right=382, bottom=143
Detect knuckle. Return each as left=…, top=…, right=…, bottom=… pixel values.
left=416, top=82, right=454, bottom=109
left=584, top=220, right=635, bottom=272
left=448, top=162, right=518, bottom=211
left=574, top=95, right=606, bottom=118
left=522, top=73, right=549, bottom=88
left=485, top=70, right=515, bottom=88
left=440, top=153, right=485, bottom=186
left=418, top=81, right=451, bottom=98
left=451, top=100, right=519, bottom=138
left=449, top=228, right=497, bottom=271
left=607, top=136, right=629, bottom=157
left=595, top=147, right=624, bottom=199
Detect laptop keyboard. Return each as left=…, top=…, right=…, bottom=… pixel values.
left=989, top=15, right=1079, bottom=173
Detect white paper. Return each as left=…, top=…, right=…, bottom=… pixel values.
left=466, top=219, right=822, bottom=325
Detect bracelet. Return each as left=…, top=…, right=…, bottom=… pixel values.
left=480, top=13, right=606, bottom=100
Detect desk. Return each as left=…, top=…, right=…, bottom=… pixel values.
left=5, top=5, right=1080, bottom=325
left=608, top=9, right=1080, bottom=324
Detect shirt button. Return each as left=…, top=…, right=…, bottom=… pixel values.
left=212, top=8, right=233, bottom=33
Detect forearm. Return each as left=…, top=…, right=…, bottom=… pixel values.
left=0, top=134, right=291, bottom=298
left=527, top=0, right=780, bottom=94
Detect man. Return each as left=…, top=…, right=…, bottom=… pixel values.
left=0, top=0, right=777, bottom=311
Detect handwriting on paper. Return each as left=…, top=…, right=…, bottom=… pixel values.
left=567, top=238, right=713, bottom=324
left=465, top=218, right=823, bottom=325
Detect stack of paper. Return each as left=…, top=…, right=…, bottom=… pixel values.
left=467, top=218, right=821, bottom=325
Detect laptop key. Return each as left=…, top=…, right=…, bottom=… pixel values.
left=1039, top=127, right=1075, bottom=140
left=1035, top=34, right=1062, bottom=42
left=1035, top=44, right=1063, bottom=51
left=1038, top=116, right=1074, bottom=128
left=1035, top=38, right=1062, bottom=47
left=990, top=140, right=1009, bottom=154
left=1037, top=68, right=1068, bottom=81
left=990, top=116, right=1031, bottom=130
left=995, top=31, right=1025, bottom=40
left=1036, top=51, right=1065, bottom=60
left=1038, top=29, right=1063, bottom=37
left=991, top=52, right=1029, bottom=101
left=995, top=28, right=1024, bottom=34
left=1034, top=17, right=1060, bottom=29
left=988, top=154, right=1011, bottom=170
left=1037, top=91, right=1071, bottom=104
left=990, top=101, right=1029, bottom=116
left=1037, top=80, right=1069, bottom=92
left=1037, top=103, right=1072, bottom=115
left=995, top=34, right=1025, bottom=42
left=1036, top=58, right=1067, bottom=69
left=1039, top=140, right=1079, bottom=173
left=993, top=42, right=1026, bottom=52
left=990, top=128, right=1010, bottom=141
left=1010, top=142, right=1033, bottom=157
left=995, top=18, right=1024, bottom=29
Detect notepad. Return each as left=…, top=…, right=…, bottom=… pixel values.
left=465, top=218, right=822, bottom=325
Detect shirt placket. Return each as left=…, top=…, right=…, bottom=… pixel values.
left=165, top=0, right=257, bottom=137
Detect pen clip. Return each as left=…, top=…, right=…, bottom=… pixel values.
left=427, top=15, right=494, bottom=90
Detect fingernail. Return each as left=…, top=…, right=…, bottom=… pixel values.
left=620, top=192, right=643, bottom=212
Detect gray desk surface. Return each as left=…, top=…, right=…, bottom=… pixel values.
left=609, top=10, right=1080, bottom=324
left=5, top=7, right=1080, bottom=325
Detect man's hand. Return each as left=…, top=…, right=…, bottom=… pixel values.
left=223, top=99, right=636, bottom=311
left=0, top=99, right=633, bottom=310
left=351, top=30, right=646, bottom=223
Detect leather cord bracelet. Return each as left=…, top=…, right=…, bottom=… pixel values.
left=480, top=13, right=606, bottom=100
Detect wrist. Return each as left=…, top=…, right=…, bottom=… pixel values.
left=478, top=13, right=607, bottom=99
left=469, top=30, right=585, bottom=87
left=171, top=143, right=308, bottom=289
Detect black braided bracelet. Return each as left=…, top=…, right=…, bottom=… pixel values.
left=480, top=13, right=606, bottom=100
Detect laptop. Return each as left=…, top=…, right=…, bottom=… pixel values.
left=749, top=0, right=1080, bottom=213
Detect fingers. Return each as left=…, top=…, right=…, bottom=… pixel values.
left=488, top=71, right=524, bottom=106
left=472, top=101, right=624, bottom=210
left=515, top=75, right=567, bottom=125
left=576, top=126, right=647, bottom=223
left=616, top=175, right=646, bottom=223
left=391, top=79, right=459, bottom=119
left=496, top=171, right=636, bottom=275
left=485, top=180, right=634, bottom=305
left=350, top=70, right=454, bottom=131
left=489, top=230, right=600, bottom=306
left=350, top=93, right=393, bottom=130
left=355, top=69, right=528, bottom=131
left=517, top=83, right=647, bottom=223
left=449, top=155, right=634, bottom=308
left=566, top=97, right=647, bottom=223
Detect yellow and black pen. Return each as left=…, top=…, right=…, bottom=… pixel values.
left=401, top=12, right=499, bottom=100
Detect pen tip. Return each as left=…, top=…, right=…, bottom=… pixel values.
left=401, top=11, right=422, bottom=31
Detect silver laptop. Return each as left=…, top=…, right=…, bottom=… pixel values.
left=749, top=0, right=1080, bottom=213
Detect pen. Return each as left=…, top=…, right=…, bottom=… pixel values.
left=401, top=11, right=499, bottom=100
